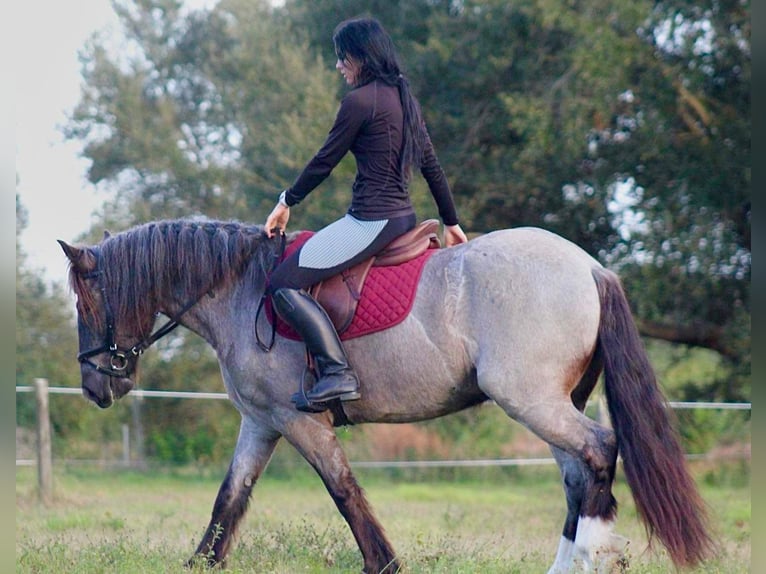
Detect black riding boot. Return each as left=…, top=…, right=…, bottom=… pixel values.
left=272, top=288, right=360, bottom=411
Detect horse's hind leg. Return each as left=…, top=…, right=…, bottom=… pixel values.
left=191, top=416, right=280, bottom=567
left=486, top=377, right=625, bottom=572
left=546, top=350, right=623, bottom=574
left=547, top=446, right=587, bottom=573
left=284, top=416, right=399, bottom=574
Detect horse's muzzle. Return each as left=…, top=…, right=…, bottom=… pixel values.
left=81, top=370, right=133, bottom=408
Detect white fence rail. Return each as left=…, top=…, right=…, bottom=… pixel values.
left=16, top=382, right=751, bottom=502
left=16, top=386, right=231, bottom=400
left=16, top=385, right=753, bottom=410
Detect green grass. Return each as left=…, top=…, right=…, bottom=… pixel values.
left=16, top=462, right=749, bottom=573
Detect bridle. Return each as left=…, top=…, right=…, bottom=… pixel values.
left=77, top=231, right=283, bottom=376
left=76, top=266, right=209, bottom=378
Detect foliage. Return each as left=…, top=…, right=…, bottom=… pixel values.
left=137, top=333, right=240, bottom=464
left=65, top=0, right=347, bottom=232
left=64, top=0, right=749, bottom=399
left=596, top=0, right=751, bottom=399
left=15, top=0, right=750, bottom=467
left=284, top=0, right=750, bottom=393
left=15, top=194, right=104, bottom=444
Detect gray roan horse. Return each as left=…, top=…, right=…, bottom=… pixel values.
left=59, top=218, right=714, bottom=573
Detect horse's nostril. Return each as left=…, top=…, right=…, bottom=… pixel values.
left=82, top=379, right=113, bottom=409
left=82, top=385, right=97, bottom=403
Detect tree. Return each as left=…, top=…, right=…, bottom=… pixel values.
left=15, top=194, right=78, bottom=395
left=65, top=0, right=350, bottom=233
left=287, top=0, right=750, bottom=398
left=15, top=194, right=105, bottom=445
left=591, top=0, right=751, bottom=399
left=66, top=0, right=749, bottom=402
left=138, top=333, right=240, bottom=464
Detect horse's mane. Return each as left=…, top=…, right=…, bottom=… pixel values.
left=71, top=219, right=274, bottom=337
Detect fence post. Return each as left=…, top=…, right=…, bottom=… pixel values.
left=131, top=394, right=146, bottom=468
left=122, top=424, right=130, bottom=467
left=34, top=378, right=53, bottom=505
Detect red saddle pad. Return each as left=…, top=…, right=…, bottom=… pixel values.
left=266, top=231, right=436, bottom=341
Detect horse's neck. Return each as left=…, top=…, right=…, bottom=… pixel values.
left=165, top=268, right=265, bottom=348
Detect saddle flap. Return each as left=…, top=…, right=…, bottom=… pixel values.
left=310, top=258, right=375, bottom=334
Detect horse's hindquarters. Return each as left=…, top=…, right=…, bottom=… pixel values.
left=458, top=229, right=602, bottom=406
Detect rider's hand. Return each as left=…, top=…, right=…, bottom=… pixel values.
left=265, top=203, right=290, bottom=238
left=444, top=224, right=468, bottom=248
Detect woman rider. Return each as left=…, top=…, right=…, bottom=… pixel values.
left=264, top=17, right=468, bottom=413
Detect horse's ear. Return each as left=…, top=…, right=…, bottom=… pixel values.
left=57, top=240, right=97, bottom=273
left=103, top=230, right=111, bottom=240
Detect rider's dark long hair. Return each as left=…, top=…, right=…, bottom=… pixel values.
left=333, top=17, right=426, bottom=178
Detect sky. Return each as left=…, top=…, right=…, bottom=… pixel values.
left=15, top=0, right=219, bottom=287
left=15, top=1, right=120, bottom=286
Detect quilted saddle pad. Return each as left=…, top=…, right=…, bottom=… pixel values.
left=266, top=231, right=436, bottom=341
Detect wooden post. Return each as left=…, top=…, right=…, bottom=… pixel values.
left=122, top=424, right=130, bottom=467
left=34, top=378, right=53, bottom=505
left=131, top=394, right=146, bottom=469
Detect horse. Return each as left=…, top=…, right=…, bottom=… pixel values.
left=59, top=218, right=714, bottom=573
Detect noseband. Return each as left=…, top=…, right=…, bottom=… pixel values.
left=77, top=266, right=207, bottom=378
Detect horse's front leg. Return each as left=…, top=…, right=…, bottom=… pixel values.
left=190, top=416, right=280, bottom=568
left=285, top=415, right=399, bottom=574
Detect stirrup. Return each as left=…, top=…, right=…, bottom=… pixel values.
left=291, top=391, right=328, bottom=413
left=304, top=373, right=360, bottom=403
left=291, top=368, right=328, bottom=413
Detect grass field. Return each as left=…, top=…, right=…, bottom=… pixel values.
left=16, top=460, right=749, bottom=573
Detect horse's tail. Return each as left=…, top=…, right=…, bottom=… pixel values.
left=591, top=266, right=715, bottom=568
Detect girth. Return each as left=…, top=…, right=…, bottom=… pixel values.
left=310, top=219, right=440, bottom=334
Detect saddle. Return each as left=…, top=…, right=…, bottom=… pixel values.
left=309, top=219, right=441, bottom=334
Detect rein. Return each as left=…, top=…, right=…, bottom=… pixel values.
left=77, top=267, right=211, bottom=378
left=255, top=231, right=286, bottom=352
